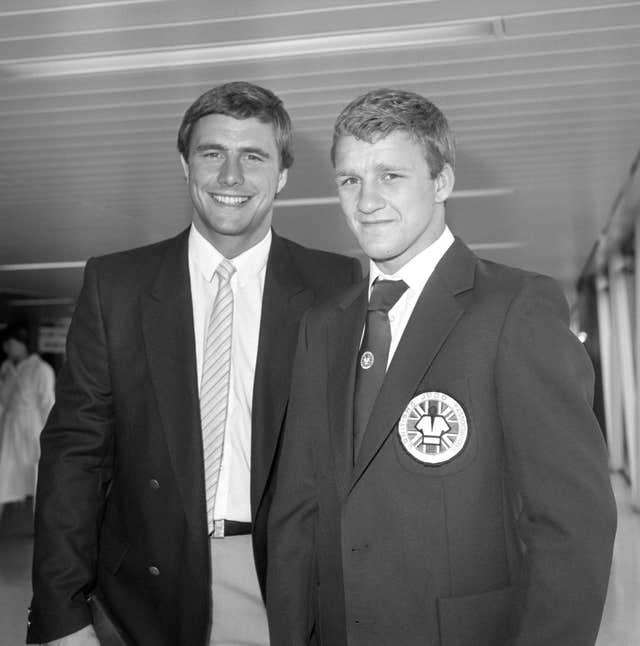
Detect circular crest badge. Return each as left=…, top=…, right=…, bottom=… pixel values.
left=360, top=351, right=375, bottom=370
left=398, top=391, right=468, bottom=465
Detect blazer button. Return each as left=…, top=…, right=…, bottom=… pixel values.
left=149, top=479, right=160, bottom=490
left=148, top=566, right=160, bottom=576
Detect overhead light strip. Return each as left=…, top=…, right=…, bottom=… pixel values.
left=5, top=21, right=495, bottom=79
left=0, top=261, right=86, bottom=271
left=345, top=241, right=526, bottom=256
left=274, top=188, right=514, bottom=209
left=0, top=0, right=440, bottom=23
left=0, top=1, right=164, bottom=17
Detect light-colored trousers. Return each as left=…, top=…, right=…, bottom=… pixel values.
left=209, top=534, right=270, bottom=646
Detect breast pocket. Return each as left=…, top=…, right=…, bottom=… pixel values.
left=393, top=379, right=478, bottom=477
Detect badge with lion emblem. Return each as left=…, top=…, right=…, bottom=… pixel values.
left=398, top=391, right=468, bottom=465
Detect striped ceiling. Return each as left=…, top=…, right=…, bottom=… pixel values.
left=1, top=0, right=639, bottom=311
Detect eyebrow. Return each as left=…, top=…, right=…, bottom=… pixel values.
left=335, top=162, right=410, bottom=176
left=193, top=143, right=272, bottom=158
left=375, top=162, right=410, bottom=173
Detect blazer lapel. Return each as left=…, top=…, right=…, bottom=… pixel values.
left=141, top=229, right=207, bottom=542
left=251, top=233, right=315, bottom=516
left=327, top=281, right=368, bottom=498
left=350, top=238, right=477, bottom=493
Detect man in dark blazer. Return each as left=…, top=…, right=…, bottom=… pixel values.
left=27, top=82, right=360, bottom=646
left=266, top=89, right=616, bottom=646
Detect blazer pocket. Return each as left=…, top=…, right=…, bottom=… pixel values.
left=98, top=527, right=130, bottom=576
left=437, top=585, right=514, bottom=646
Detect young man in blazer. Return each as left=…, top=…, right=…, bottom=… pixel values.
left=28, top=82, right=361, bottom=646
left=267, top=89, right=616, bottom=646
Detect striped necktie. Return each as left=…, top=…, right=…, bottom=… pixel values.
left=200, top=258, right=236, bottom=535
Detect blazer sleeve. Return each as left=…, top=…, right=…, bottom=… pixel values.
left=266, top=310, right=319, bottom=646
left=496, top=275, right=616, bottom=646
left=28, top=258, right=115, bottom=643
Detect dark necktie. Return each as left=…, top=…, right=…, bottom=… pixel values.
left=353, top=278, right=408, bottom=459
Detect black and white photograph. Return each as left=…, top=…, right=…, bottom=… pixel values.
left=1, top=2, right=639, bottom=645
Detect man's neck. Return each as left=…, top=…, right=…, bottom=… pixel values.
left=192, top=220, right=271, bottom=259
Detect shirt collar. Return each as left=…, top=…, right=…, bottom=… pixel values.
left=189, top=224, right=272, bottom=287
left=368, top=226, right=455, bottom=296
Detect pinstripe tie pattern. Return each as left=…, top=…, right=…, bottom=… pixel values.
left=200, top=259, right=236, bottom=535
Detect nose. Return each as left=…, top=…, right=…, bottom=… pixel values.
left=357, top=182, right=384, bottom=214
left=218, top=155, right=244, bottom=187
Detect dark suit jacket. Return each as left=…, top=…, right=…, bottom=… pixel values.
left=267, top=238, right=616, bottom=646
left=27, top=227, right=361, bottom=646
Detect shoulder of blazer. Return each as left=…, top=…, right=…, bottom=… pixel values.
left=448, top=238, right=569, bottom=319
left=85, top=227, right=189, bottom=289
left=273, top=231, right=362, bottom=293
left=305, top=276, right=368, bottom=332
left=474, top=252, right=565, bottom=302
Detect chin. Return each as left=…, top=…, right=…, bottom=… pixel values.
left=206, top=217, right=250, bottom=234
left=362, top=244, right=395, bottom=262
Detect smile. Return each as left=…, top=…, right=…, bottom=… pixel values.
left=360, top=219, right=393, bottom=226
left=210, top=193, right=251, bottom=206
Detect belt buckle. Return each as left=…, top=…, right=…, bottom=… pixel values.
left=212, top=519, right=225, bottom=538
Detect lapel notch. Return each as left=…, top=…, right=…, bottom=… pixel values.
left=141, top=229, right=206, bottom=541
left=327, top=281, right=368, bottom=497
left=251, top=234, right=315, bottom=515
left=349, top=239, right=477, bottom=492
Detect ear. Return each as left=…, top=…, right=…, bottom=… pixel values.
left=276, top=167, right=288, bottom=195
left=180, top=155, right=189, bottom=181
left=434, top=163, right=455, bottom=203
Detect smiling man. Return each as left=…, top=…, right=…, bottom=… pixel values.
left=266, top=89, right=616, bottom=646
left=27, top=82, right=361, bottom=646
left=180, top=112, right=288, bottom=256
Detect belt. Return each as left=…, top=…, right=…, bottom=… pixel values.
left=211, top=519, right=252, bottom=538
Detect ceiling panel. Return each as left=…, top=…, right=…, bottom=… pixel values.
left=1, top=0, right=639, bottom=313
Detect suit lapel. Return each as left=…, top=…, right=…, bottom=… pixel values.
left=349, top=238, right=477, bottom=493
left=251, top=233, right=315, bottom=516
left=141, top=229, right=207, bottom=542
left=327, top=281, right=368, bottom=498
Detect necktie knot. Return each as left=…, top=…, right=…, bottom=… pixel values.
left=368, top=279, right=408, bottom=314
left=216, top=259, right=235, bottom=284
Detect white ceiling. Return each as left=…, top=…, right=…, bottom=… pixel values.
left=1, top=0, right=639, bottom=312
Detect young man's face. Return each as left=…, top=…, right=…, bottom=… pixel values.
left=334, top=130, right=453, bottom=274
left=181, top=114, right=288, bottom=257
left=3, top=338, right=27, bottom=361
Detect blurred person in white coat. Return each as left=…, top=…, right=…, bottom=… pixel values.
left=0, top=323, right=55, bottom=519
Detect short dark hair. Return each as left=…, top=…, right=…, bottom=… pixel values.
left=331, top=88, right=455, bottom=178
left=177, top=81, right=294, bottom=169
left=2, top=322, right=32, bottom=351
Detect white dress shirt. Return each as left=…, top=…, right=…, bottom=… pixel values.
left=367, top=226, right=455, bottom=368
left=188, top=225, right=271, bottom=522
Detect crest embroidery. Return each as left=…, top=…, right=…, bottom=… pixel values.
left=398, top=391, right=468, bottom=465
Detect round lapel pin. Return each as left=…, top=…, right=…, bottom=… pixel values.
left=360, top=350, right=375, bottom=370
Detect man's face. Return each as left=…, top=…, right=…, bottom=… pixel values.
left=181, top=114, right=287, bottom=257
left=3, top=338, right=26, bottom=361
left=334, top=130, right=453, bottom=274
